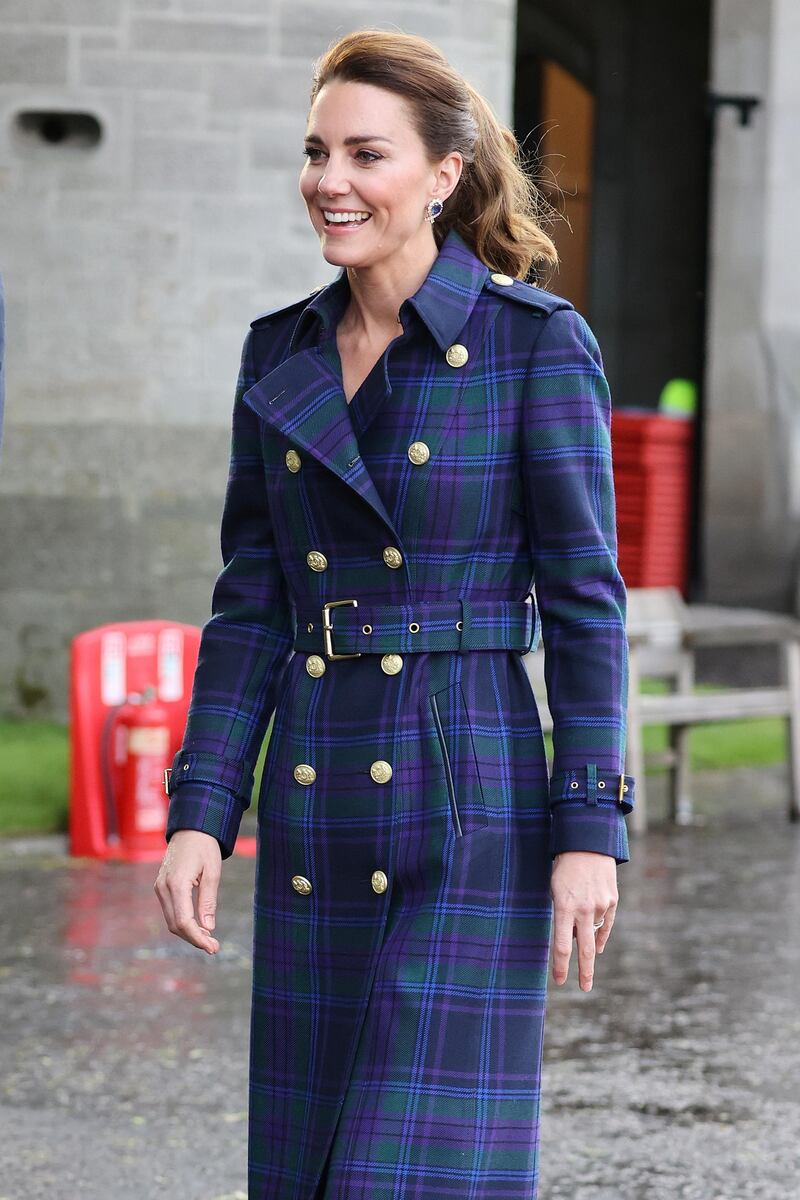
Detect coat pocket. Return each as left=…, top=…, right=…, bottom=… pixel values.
left=428, top=681, right=489, bottom=837
left=509, top=470, right=526, bottom=518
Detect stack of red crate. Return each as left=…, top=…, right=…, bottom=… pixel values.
left=611, top=410, right=695, bottom=596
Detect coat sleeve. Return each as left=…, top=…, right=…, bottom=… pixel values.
left=521, top=306, right=636, bottom=864
left=164, top=329, right=295, bottom=859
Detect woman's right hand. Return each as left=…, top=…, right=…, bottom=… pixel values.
left=154, top=830, right=223, bottom=955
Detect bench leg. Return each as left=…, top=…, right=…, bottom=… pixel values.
left=781, top=639, right=800, bottom=821
left=627, top=643, right=647, bottom=835
left=670, top=649, right=696, bottom=824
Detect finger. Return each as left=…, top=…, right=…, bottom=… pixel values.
left=551, top=905, right=575, bottom=985
left=575, top=911, right=597, bottom=991
left=196, top=863, right=221, bottom=933
left=169, top=877, right=221, bottom=954
left=154, top=867, right=176, bottom=931
left=595, top=899, right=618, bottom=954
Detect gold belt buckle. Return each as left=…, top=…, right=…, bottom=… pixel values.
left=618, top=772, right=628, bottom=804
left=322, top=598, right=361, bottom=660
left=163, top=767, right=172, bottom=797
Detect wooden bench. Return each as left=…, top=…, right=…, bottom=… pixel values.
left=524, top=586, right=800, bottom=835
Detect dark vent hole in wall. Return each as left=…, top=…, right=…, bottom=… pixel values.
left=14, top=110, right=102, bottom=149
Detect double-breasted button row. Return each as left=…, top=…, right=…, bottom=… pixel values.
left=305, top=546, right=403, bottom=571
left=291, top=870, right=388, bottom=895
left=293, top=759, right=393, bottom=784
left=287, top=440, right=431, bottom=472
left=305, top=652, right=402, bottom=676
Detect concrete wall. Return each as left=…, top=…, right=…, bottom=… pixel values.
left=703, top=0, right=800, bottom=610
left=0, top=1, right=515, bottom=719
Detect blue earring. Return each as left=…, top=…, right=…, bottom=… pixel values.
left=425, top=198, right=444, bottom=224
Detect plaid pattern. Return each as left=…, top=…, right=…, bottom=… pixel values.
left=165, top=227, right=635, bottom=1198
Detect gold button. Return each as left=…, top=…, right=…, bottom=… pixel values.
left=383, top=546, right=403, bottom=569
left=307, top=550, right=328, bottom=571
left=371, top=870, right=388, bottom=894
left=291, top=874, right=312, bottom=895
left=490, top=272, right=515, bottom=286
left=381, top=653, right=403, bottom=675
left=445, top=343, right=469, bottom=368
left=293, top=763, right=316, bottom=785
left=306, top=654, right=326, bottom=677
left=285, top=449, right=301, bottom=472
left=408, top=440, right=430, bottom=465
left=370, top=760, right=393, bottom=784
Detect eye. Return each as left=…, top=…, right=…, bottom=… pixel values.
left=302, top=146, right=383, bottom=164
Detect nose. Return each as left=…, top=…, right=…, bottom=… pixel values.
left=318, top=179, right=351, bottom=201
left=316, top=157, right=353, bottom=199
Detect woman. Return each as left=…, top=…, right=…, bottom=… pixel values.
left=155, top=28, right=636, bottom=1200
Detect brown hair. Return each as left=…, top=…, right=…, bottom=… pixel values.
left=308, top=28, right=561, bottom=282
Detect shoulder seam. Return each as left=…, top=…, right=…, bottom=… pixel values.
left=483, top=274, right=574, bottom=316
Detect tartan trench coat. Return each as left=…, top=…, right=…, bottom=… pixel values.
left=165, top=226, right=636, bottom=1199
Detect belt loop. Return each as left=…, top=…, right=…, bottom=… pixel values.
left=586, top=762, right=598, bottom=806
left=458, top=597, right=472, bottom=655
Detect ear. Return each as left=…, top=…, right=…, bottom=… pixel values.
left=433, top=150, right=463, bottom=202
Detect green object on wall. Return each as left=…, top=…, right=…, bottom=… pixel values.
left=658, top=377, right=697, bottom=416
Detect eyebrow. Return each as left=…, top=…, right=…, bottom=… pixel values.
left=304, top=134, right=394, bottom=145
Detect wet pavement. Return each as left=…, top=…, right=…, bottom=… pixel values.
left=1, top=766, right=798, bottom=1200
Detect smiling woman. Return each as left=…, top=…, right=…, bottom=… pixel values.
left=157, top=25, right=636, bottom=1200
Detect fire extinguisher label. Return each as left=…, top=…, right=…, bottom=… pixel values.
left=128, top=725, right=170, bottom=755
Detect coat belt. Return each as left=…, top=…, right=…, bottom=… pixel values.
left=293, top=597, right=540, bottom=659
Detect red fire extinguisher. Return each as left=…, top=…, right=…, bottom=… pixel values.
left=100, top=686, right=172, bottom=859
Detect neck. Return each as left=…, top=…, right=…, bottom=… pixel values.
left=339, top=230, right=440, bottom=341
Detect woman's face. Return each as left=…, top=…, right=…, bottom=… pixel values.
left=299, top=78, right=461, bottom=268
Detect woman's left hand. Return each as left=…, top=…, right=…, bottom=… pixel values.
left=549, top=851, right=619, bottom=991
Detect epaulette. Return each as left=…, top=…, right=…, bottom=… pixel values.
left=483, top=271, right=574, bottom=316
left=249, top=284, right=326, bottom=330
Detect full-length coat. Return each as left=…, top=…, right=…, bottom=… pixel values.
left=165, top=226, right=636, bottom=1200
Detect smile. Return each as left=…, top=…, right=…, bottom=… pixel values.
left=322, top=210, right=372, bottom=226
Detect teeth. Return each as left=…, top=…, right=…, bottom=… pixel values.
left=324, top=210, right=371, bottom=223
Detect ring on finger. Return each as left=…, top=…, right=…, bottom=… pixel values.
left=592, top=916, right=605, bottom=930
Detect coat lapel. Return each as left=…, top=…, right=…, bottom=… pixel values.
left=242, top=228, right=491, bottom=541
left=242, top=343, right=400, bottom=539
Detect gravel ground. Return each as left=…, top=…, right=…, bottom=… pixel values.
left=1, top=765, right=798, bottom=1200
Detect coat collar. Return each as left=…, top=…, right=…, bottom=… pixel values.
left=243, top=227, right=493, bottom=542
left=286, top=226, right=491, bottom=355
